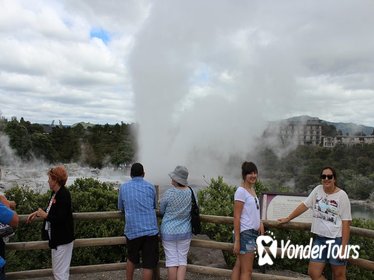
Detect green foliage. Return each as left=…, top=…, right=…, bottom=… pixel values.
left=69, top=178, right=119, bottom=212
left=339, top=171, right=374, bottom=200
left=68, top=178, right=125, bottom=266
left=82, top=124, right=135, bottom=168
left=4, top=187, right=53, bottom=270
left=198, top=177, right=268, bottom=267
left=3, top=177, right=374, bottom=279
left=30, top=133, right=58, bottom=162
left=4, top=118, right=32, bottom=160
left=347, top=219, right=374, bottom=280
left=257, top=144, right=374, bottom=199
left=198, top=177, right=236, bottom=265
left=50, top=126, right=81, bottom=162
left=0, top=117, right=135, bottom=167
left=265, top=228, right=312, bottom=274
left=5, top=186, right=50, bottom=215
left=322, top=124, right=338, bottom=137
left=4, top=178, right=125, bottom=272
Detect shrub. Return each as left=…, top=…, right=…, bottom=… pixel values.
left=4, top=178, right=125, bottom=271
left=198, top=176, right=267, bottom=267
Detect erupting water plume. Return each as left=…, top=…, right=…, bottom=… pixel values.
left=129, top=1, right=297, bottom=185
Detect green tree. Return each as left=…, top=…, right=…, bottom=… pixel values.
left=4, top=118, right=32, bottom=159
left=2, top=117, right=136, bottom=167
left=322, top=124, right=338, bottom=137
left=50, top=126, right=80, bottom=162
left=30, top=133, right=58, bottom=162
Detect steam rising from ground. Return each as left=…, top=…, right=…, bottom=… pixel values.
left=0, top=133, right=48, bottom=192
left=0, top=133, right=129, bottom=192
left=130, top=2, right=297, bottom=185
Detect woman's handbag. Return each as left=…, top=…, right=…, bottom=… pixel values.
left=188, top=186, right=201, bottom=235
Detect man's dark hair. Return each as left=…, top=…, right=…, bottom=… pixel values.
left=130, top=163, right=144, bottom=178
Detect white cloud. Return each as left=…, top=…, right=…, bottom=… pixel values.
left=0, top=0, right=143, bottom=124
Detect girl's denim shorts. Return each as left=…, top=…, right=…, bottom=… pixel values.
left=311, top=235, right=347, bottom=266
left=233, top=229, right=258, bottom=254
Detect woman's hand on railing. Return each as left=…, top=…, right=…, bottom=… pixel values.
left=26, top=208, right=48, bottom=224
left=36, top=208, right=47, bottom=219
left=277, top=217, right=291, bottom=224
left=26, top=211, right=38, bottom=224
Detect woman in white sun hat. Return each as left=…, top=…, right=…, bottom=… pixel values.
left=160, top=165, right=195, bottom=280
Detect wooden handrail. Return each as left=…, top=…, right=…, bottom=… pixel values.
left=6, top=261, right=303, bottom=280
left=18, top=212, right=374, bottom=239
left=8, top=211, right=374, bottom=279
left=6, top=236, right=126, bottom=251
left=264, top=220, right=374, bottom=239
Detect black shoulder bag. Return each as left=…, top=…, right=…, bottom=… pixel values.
left=188, top=186, right=201, bottom=235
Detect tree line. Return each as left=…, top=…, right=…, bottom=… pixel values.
left=1, top=116, right=373, bottom=200
left=0, top=117, right=136, bottom=168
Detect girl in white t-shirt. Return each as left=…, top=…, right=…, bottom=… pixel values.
left=231, top=162, right=264, bottom=280
left=278, top=166, right=352, bottom=280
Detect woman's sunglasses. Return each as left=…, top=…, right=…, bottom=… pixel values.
left=320, top=174, right=334, bottom=180
left=255, top=197, right=259, bottom=210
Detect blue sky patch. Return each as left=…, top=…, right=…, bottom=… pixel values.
left=190, top=64, right=212, bottom=86
left=90, top=27, right=111, bottom=44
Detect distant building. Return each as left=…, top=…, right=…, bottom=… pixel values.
left=323, top=135, right=374, bottom=147
left=278, top=118, right=323, bottom=146
left=264, top=117, right=374, bottom=148
left=322, top=136, right=335, bottom=148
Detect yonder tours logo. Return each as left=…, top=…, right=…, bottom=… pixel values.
left=256, top=232, right=360, bottom=266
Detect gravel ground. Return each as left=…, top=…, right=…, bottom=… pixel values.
left=28, top=268, right=309, bottom=280
left=29, top=269, right=230, bottom=280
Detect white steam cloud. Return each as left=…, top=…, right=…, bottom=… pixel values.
left=129, top=1, right=299, bottom=185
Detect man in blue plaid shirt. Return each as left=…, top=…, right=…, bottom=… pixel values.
left=118, top=163, right=159, bottom=280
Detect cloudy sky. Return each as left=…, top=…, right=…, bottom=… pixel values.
left=1, top=0, right=374, bottom=180
left=0, top=0, right=373, bottom=127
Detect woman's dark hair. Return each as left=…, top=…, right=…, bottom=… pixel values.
left=242, top=161, right=258, bottom=180
left=321, top=166, right=337, bottom=184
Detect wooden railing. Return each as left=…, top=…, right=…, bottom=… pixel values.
left=5, top=212, right=374, bottom=279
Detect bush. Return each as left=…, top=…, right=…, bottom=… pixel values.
left=198, top=177, right=236, bottom=266
left=4, top=178, right=125, bottom=272
left=4, top=177, right=374, bottom=279
left=348, top=219, right=374, bottom=280
left=5, top=186, right=51, bottom=271
left=198, top=176, right=267, bottom=267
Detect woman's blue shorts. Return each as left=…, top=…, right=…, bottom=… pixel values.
left=233, top=229, right=258, bottom=254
